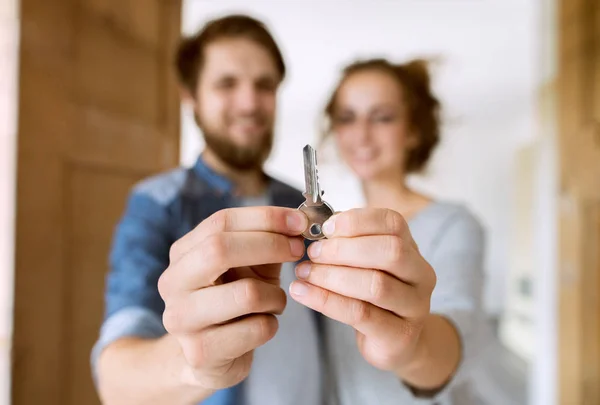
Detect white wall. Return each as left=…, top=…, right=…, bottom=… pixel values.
left=0, top=0, right=18, bottom=402
left=529, top=0, right=558, bottom=403
left=181, top=0, right=538, bottom=317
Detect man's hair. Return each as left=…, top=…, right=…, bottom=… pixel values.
left=175, top=14, right=286, bottom=95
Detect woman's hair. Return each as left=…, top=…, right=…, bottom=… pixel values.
left=324, top=58, right=441, bottom=173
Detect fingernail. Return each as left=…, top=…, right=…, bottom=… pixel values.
left=290, top=281, right=310, bottom=296
left=322, top=217, right=336, bottom=236
left=308, top=241, right=322, bottom=258
left=295, top=262, right=311, bottom=279
left=289, top=238, right=305, bottom=257
left=286, top=212, right=307, bottom=233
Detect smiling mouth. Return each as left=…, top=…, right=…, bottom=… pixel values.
left=352, top=149, right=376, bottom=161
left=230, top=118, right=267, bottom=132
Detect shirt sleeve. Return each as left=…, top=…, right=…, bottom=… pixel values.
left=414, top=208, right=487, bottom=401
left=90, top=190, right=174, bottom=381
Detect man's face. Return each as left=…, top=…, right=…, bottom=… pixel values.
left=193, top=37, right=281, bottom=170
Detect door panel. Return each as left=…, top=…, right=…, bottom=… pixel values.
left=66, top=166, right=147, bottom=405
left=75, top=15, right=161, bottom=123
left=71, top=105, right=174, bottom=172
left=85, top=0, right=162, bottom=49
left=13, top=1, right=182, bottom=404
left=558, top=0, right=600, bottom=403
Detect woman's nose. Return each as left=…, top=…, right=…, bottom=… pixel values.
left=351, top=120, right=372, bottom=144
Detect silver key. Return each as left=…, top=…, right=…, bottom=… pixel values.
left=298, top=144, right=335, bottom=240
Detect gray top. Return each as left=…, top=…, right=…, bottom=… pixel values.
left=247, top=200, right=486, bottom=405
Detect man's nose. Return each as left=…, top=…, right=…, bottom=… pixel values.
left=235, top=83, right=260, bottom=112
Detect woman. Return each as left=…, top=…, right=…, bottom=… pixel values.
left=289, top=59, right=485, bottom=405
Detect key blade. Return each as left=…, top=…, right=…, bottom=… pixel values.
left=302, top=144, right=322, bottom=205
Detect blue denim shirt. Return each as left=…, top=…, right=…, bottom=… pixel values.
left=91, top=156, right=311, bottom=405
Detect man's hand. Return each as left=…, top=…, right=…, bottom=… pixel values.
left=158, top=206, right=308, bottom=392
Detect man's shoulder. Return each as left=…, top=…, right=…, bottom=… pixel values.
left=131, top=167, right=193, bottom=208
left=268, top=176, right=305, bottom=208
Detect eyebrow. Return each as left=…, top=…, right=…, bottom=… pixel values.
left=335, top=103, right=399, bottom=114
left=370, top=103, right=399, bottom=113
left=255, top=75, right=278, bottom=84
left=210, top=72, right=279, bottom=84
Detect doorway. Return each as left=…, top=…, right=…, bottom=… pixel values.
left=12, top=1, right=182, bottom=404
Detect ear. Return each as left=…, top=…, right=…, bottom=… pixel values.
left=179, top=85, right=195, bottom=106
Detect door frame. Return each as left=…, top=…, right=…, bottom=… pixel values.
left=557, top=0, right=600, bottom=403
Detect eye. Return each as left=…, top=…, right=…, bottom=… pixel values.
left=333, top=114, right=354, bottom=125
left=215, top=77, right=236, bottom=90
left=373, top=115, right=395, bottom=123
left=256, top=78, right=277, bottom=92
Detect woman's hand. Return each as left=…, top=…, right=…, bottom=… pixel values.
left=289, top=208, right=437, bottom=375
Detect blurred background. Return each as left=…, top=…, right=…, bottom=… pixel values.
left=1, top=0, right=599, bottom=404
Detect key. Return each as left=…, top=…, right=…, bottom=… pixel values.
left=298, top=144, right=335, bottom=240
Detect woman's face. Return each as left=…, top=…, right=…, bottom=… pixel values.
left=331, top=70, right=416, bottom=181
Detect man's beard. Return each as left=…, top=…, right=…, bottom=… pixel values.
left=195, top=112, right=273, bottom=171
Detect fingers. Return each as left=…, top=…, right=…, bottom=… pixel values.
left=159, top=206, right=308, bottom=389
left=322, top=208, right=412, bottom=239
left=289, top=281, right=412, bottom=346
left=159, top=232, right=305, bottom=292
left=163, top=278, right=287, bottom=333
left=306, top=235, right=431, bottom=285
left=170, top=207, right=308, bottom=262
left=179, top=314, right=279, bottom=370
left=294, top=262, right=425, bottom=318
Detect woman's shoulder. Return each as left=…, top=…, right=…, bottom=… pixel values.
left=421, top=200, right=483, bottom=227
left=410, top=200, right=486, bottom=252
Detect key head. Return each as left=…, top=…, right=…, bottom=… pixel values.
left=298, top=201, right=335, bottom=240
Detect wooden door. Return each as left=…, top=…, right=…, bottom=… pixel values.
left=557, top=0, right=600, bottom=403
left=12, top=1, right=182, bottom=404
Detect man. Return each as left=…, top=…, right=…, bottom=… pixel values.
left=92, top=14, right=323, bottom=405
left=92, top=13, right=478, bottom=405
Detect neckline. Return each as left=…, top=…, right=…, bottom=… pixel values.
left=406, top=200, right=439, bottom=224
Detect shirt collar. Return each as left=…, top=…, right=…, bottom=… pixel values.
left=192, top=154, right=278, bottom=198
left=191, top=154, right=303, bottom=209
left=192, top=155, right=235, bottom=194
